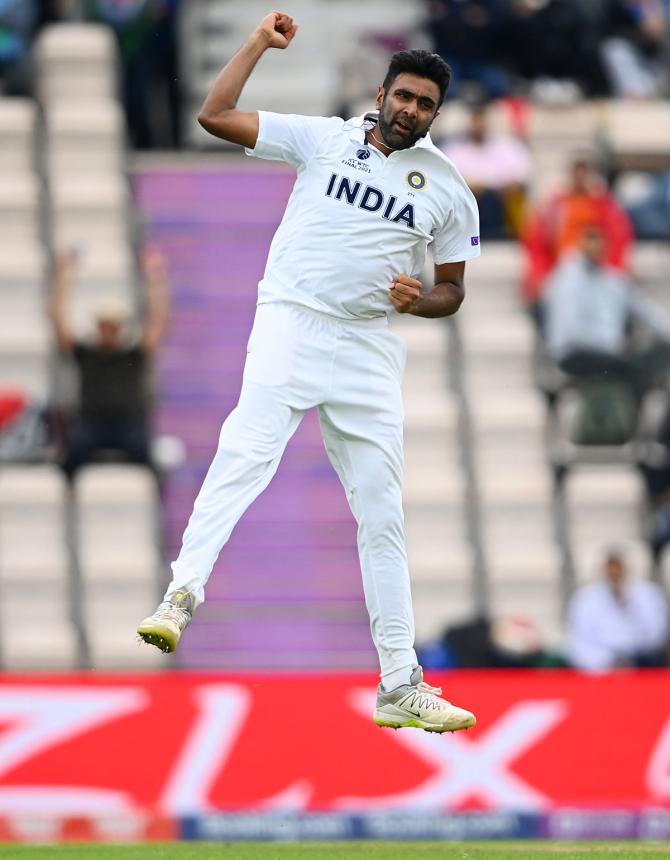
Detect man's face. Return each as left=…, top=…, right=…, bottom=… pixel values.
left=570, top=161, right=593, bottom=194
left=605, top=558, right=626, bottom=592
left=469, top=107, right=488, bottom=143
left=582, top=229, right=605, bottom=264
left=376, top=72, right=441, bottom=150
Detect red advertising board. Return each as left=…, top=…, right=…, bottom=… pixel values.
left=1, top=671, right=669, bottom=818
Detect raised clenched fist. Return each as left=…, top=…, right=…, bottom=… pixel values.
left=256, top=11, right=298, bottom=50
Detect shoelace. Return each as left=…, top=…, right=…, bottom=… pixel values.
left=153, top=602, right=188, bottom=622
left=416, top=681, right=442, bottom=697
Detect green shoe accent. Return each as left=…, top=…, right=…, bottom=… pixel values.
left=136, top=591, right=195, bottom=654
left=136, top=624, right=178, bottom=653
left=373, top=666, right=476, bottom=733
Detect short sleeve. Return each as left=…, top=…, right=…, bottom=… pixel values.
left=431, top=183, right=481, bottom=264
left=245, top=111, right=343, bottom=168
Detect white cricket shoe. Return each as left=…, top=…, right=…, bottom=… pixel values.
left=373, top=666, right=476, bottom=733
left=137, top=591, right=195, bottom=653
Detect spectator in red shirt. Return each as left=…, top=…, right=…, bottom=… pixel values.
left=522, top=157, right=634, bottom=311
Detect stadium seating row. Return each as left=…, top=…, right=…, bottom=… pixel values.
left=0, top=24, right=164, bottom=670
left=395, top=240, right=670, bottom=652
left=0, top=463, right=163, bottom=669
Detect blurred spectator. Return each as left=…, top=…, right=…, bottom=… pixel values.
left=0, top=0, right=38, bottom=95
left=649, top=485, right=670, bottom=557
left=152, top=0, right=181, bottom=148
left=0, top=389, right=25, bottom=429
left=36, top=1, right=79, bottom=25
left=441, top=103, right=532, bottom=238
left=601, top=0, right=670, bottom=97
left=639, top=406, right=670, bottom=552
left=426, top=0, right=512, bottom=100
left=542, top=226, right=670, bottom=400
left=419, top=614, right=567, bottom=669
left=503, top=0, right=609, bottom=98
left=522, top=157, right=634, bottom=308
left=567, top=549, right=669, bottom=670
left=428, top=1, right=614, bottom=100
left=627, top=170, right=670, bottom=238
left=49, top=246, right=170, bottom=479
left=488, top=615, right=567, bottom=667
left=81, top=0, right=181, bottom=148
left=0, top=389, right=49, bottom=461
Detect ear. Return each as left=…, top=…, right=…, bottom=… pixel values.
left=375, top=86, right=384, bottom=110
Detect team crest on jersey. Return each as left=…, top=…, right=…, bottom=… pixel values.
left=356, top=148, right=370, bottom=160
left=406, top=170, right=427, bottom=190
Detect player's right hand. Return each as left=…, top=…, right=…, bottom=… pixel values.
left=255, top=11, right=298, bottom=50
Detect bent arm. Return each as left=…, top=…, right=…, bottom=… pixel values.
left=140, top=247, right=171, bottom=353
left=49, top=250, right=76, bottom=352
left=410, top=261, right=465, bottom=318
left=197, top=11, right=297, bottom=147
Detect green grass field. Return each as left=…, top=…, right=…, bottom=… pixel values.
left=1, top=843, right=669, bottom=860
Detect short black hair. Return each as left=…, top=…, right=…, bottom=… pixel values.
left=382, top=50, right=452, bottom=105
left=604, top=549, right=625, bottom=566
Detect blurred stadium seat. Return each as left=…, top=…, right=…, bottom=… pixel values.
left=396, top=315, right=474, bottom=638
left=76, top=465, right=164, bottom=669
left=0, top=95, right=48, bottom=399
left=461, top=246, right=560, bottom=637
left=605, top=100, right=670, bottom=171
left=0, top=97, right=37, bottom=173
left=0, top=465, right=79, bottom=669
left=45, top=101, right=127, bottom=177
left=36, top=22, right=134, bottom=340
left=35, top=23, right=117, bottom=104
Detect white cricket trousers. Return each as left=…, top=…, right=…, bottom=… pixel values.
left=167, top=301, right=418, bottom=687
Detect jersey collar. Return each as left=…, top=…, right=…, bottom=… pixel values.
left=345, top=112, right=435, bottom=151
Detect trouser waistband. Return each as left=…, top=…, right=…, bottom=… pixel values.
left=259, top=300, right=389, bottom=329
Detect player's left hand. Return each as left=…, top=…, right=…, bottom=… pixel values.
left=389, top=274, right=422, bottom=313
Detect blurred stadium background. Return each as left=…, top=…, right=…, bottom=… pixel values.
left=1, top=0, right=670, bottom=848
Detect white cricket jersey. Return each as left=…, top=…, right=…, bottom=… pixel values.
left=245, top=111, right=481, bottom=320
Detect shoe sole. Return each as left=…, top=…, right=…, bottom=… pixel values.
left=136, top=624, right=178, bottom=653
left=373, top=711, right=476, bottom=733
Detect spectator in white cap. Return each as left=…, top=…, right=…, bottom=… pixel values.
left=49, top=246, right=170, bottom=478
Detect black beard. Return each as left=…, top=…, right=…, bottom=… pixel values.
left=377, top=107, right=426, bottom=151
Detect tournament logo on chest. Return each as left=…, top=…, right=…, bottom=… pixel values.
left=325, top=172, right=415, bottom=229
left=340, top=147, right=373, bottom=174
